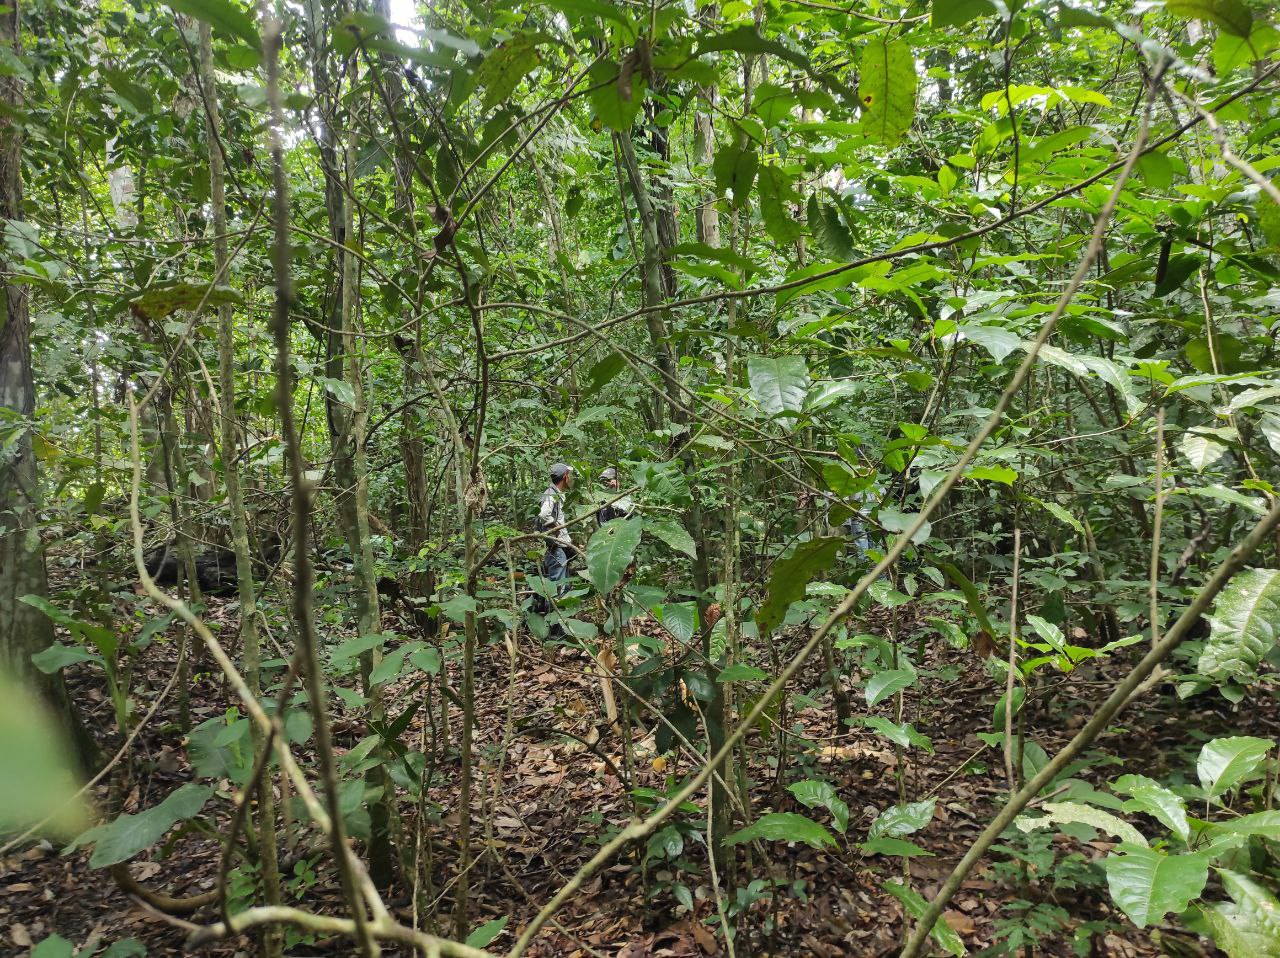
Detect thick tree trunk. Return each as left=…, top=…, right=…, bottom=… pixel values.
left=0, top=0, right=92, bottom=771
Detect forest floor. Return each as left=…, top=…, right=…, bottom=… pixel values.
left=4, top=580, right=1275, bottom=958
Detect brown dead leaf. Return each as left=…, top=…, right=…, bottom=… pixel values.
left=943, top=910, right=976, bottom=935
left=691, top=922, right=718, bottom=954
left=9, top=923, right=31, bottom=947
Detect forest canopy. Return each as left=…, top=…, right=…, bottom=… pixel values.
left=1, top=0, right=1280, bottom=955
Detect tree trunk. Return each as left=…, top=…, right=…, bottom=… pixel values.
left=0, top=0, right=93, bottom=771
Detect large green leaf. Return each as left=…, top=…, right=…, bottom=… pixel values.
left=713, top=143, right=758, bottom=207
left=476, top=33, right=549, bottom=112
left=1203, top=870, right=1280, bottom=958
left=644, top=518, right=697, bottom=558
left=861, top=716, right=934, bottom=753
left=165, top=0, right=259, bottom=48
left=1259, top=190, right=1280, bottom=247
left=129, top=280, right=243, bottom=320
left=585, top=516, right=642, bottom=595
left=868, top=799, right=935, bottom=839
left=807, top=195, right=856, bottom=261
left=1208, top=810, right=1280, bottom=841
left=87, top=783, right=215, bottom=868
left=589, top=60, right=644, bottom=130
left=1197, top=736, right=1275, bottom=798
left=1017, top=801, right=1147, bottom=846
left=726, top=811, right=835, bottom=848
left=1113, top=774, right=1190, bottom=844
left=786, top=779, right=849, bottom=832
left=747, top=355, right=810, bottom=421
left=695, top=26, right=810, bottom=71
left=465, top=916, right=509, bottom=950
left=882, top=880, right=966, bottom=957
left=865, top=667, right=917, bottom=706
left=758, top=165, right=801, bottom=243
left=857, top=38, right=917, bottom=148
left=1103, top=845, right=1211, bottom=928
left=1198, top=568, right=1280, bottom=684
left=755, top=536, right=841, bottom=635
left=932, top=0, right=996, bottom=28
left=1165, top=0, right=1253, bottom=37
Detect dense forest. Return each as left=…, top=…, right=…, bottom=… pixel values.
left=2, top=0, right=1280, bottom=954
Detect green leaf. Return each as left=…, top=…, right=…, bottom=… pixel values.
left=99, top=941, right=147, bottom=958
left=1199, top=568, right=1280, bottom=684
left=585, top=516, right=642, bottom=594
left=465, top=916, right=509, bottom=949
left=786, top=779, right=850, bottom=832
left=1203, top=869, right=1280, bottom=958
left=589, top=59, right=645, bottom=130
left=966, top=465, right=1017, bottom=485
left=1017, top=801, right=1147, bottom=846
left=1180, top=431, right=1228, bottom=472
left=726, top=811, right=835, bottom=849
left=31, top=643, right=101, bottom=674
left=1208, top=809, right=1280, bottom=841
left=166, top=0, right=260, bottom=49
left=1197, top=736, right=1274, bottom=798
left=584, top=352, right=626, bottom=399
left=868, top=799, right=934, bottom=839
left=1258, top=189, right=1280, bottom=247
left=712, top=144, right=758, bottom=207
left=645, top=518, right=696, bottom=558
left=959, top=323, right=1019, bottom=363
left=1113, top=774, right=1190, bottom=844
left=409, top=647, right=442, bottom=675
left=932, top=0, right=996, bottom=28
left=857, top=38, right=917, bottom=148
left=1104, top=845, right=1210, bottom=928
left=370, top=646, right=409, bottom=685
left=88, top=783, right=215, bottom=868
left=129, top=279, right=243, bottom=320
left=331, top=633, right=387, bottom=664
left=476, top=33, right=548, bottom=112
left=937, top=562, right=996, bottom=637
left=31, top=936, right=75, bottom=958
left=747, top=355, right=810, bottom=421
left=860, top=836, right=933, bottom=857
left=865, top=667, right=917, bottom=706
left=860, top=716, right=934, bottom=753
left=718, top=663, right=767, bottom=683
left=1165, top=0, right=1253, bottom=37
left=695, top=26, right=810, bottom=71
left=882, top=881, right=966, bottom=957
left=656, top=602, right=698, bottom=643
left=756, top=537, right=842, bottom=635
left=758, top=165, right=802, bottom=244
left=808, top=195, right=856, bottom=261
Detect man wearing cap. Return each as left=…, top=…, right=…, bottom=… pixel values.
left=596, top=467, right=634, bottom=526
left=535, top=463, right=576, bottom=625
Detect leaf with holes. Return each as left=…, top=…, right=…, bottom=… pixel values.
left=857, top=38, right=917, bottom=148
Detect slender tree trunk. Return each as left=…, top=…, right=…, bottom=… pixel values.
left=200, top=23, right=283, bottom=949
left=0, top=0, right=93, bottom=771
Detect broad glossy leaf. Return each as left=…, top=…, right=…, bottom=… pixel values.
left=865, top=667, right=917, bottom=706
left=1259, top=190, right=1280, bottom=247
left=787, top=779, right=850, bottom=832
left=756, top=537, right=841, bottom=635
left=958, top=323, right=1019, bottom=362
left=747, top=355, right=810, bottom=421
left=861, top=716, right=934, bottom=753
left=726, top=811, right=835, bottom=848
left=758, top=166, right=802, bottom=243
left=807, top=195, right=856, bottom=261
left=31, top=936, right=74, bottom=958
left=718, top=663, right=767, bottom=683
left=868, top=799, right=934, bottom=839
left=861, top=836, right=932, bottom=857
left=695, top=26, right=809, bottom=71
left=1103, top=845, right=1210, bottom=928
left=1203, top=870, right=1280, bottom=958
left=30, top=643, right=101, bottom=674
left=713, top=144, right=758, bottom=207
left=586, top=517, right=642, bottom=595
left=589, top=60, right=644, bottom=130
left=1208, top=810, right=1280, bottom=841
left=1198, top=568, right=1280, bottom=684
left=1114, top=774, right=1190, bottom=843
left=857, top=39, right=917, bottom=148
left=1197, top=736, right=1274, bottom=798
left=1180, top=432, right=1228, bottom=472
left=465, top=916, right=509, bottom=949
